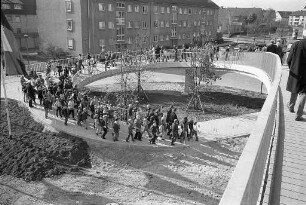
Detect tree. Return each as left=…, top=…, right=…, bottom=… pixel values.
left=186, top=47, right=220, bottom=111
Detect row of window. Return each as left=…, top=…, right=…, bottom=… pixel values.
left=98, top=3, right=148, bottom=14
left=98, top=31, right=213, bottom=46
left=69, top=29, right=212, bottom=49
left=1, top=3, right=22, bottom=10
left=67, top=18, right=214, bottom=32
left=97, top=3, right=214, bottom=16
left=96, top=20, right=213, bottom=30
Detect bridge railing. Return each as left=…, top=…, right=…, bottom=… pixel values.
left=219, top=52, right=282, bottom=205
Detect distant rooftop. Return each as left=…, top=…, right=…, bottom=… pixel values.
left=277, top=11, right=292, bottom=19
left=290, top=10, right=306, bottom=16
left=131, top=0, right=219, bottom=9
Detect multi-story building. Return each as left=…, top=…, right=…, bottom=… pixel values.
left=36, top=0, right=219, bottom=55
left=288, top=7, right=306, bottom=39
left=288, top=10, right=306, bottom=27
left=1, top=0, right=39, bottom=51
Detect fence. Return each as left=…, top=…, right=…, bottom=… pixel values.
left=219, top=52, right=282, bottom=205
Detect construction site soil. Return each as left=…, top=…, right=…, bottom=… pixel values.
left=0, top=86, right=265, bottom=204
left=0, top=99, right=91, bottom=181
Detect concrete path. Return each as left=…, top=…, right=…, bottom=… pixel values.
left=1, top=75, right=257, bottom=145
left=263, top=67, right=306, bottom=205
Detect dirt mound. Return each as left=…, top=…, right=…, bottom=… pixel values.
left=0, top=98, right=91, bottom=181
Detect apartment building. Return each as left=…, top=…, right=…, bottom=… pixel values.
left=37, top=0, right=219, bottom=55
left=1, top=0, right=39, bottom=51
left=288, top=10, right=306, bottom=27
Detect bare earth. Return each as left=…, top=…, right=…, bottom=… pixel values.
left=0, top=76, right=256, bottom=205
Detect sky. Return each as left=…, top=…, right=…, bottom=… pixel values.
left=212, top=0, right=305, bottom=11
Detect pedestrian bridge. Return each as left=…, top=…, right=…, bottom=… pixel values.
left=70, top=52, right=303, bottom=205
left=71, top=58, right=271, bottom=94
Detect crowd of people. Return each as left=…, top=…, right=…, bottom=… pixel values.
left=20, top=57, right=200, bottom=145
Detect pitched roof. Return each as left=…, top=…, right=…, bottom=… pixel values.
left=290, top=10, right=306, bottom=16
left=131, top=0, right=219, bottom=9
left=278, top=11, right=292, bottom=18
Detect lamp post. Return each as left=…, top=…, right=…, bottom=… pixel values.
left=24, top=34, right=29, bottom=65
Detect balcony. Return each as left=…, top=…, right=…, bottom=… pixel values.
left=116, top=18, right=125, bottom=26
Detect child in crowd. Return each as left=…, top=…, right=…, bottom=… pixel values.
left=171, top=119, right=179, bottom=146
left=55, top=98, right=62, bottom=118
left=142, top=118, right=151, bottom=139
left=112, top=118, right=120, bottom=141
left=81, top=108, right=89, bottom=129
left=101, top=115, right=108, bottom=139
left=62, top=101, right=69, bottom=126
left=42, top=97, right=50, bottom=119
left=96, top=115, right=103, bottom=135
left=76, top=107, right=82, bottom=126
left=134, top=115, right=142, bottom=141
left=68, top=98, right=75, bottom=119
left=126, top=119, right=134, bottom=142
left=150, top=121, right=158, bottom=144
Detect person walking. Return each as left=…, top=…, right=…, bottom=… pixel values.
left=55, top=98, right=63, bottom=118
left=27, top=81, right=36, bottom=108
left=171, top=119, right=179, bottom=145
left=77, top=54, right=84, bottom=73
left=112, top=118, right=120, bottom=142
left=68, top=98, right=75, bottom=119
left=81, top=108, right=89, bottom=129
left=42, top=97, right=50, bottom=119
left=150, top=121, right=159, bottom=144
left=62, top=101, right=69, bottom=126
left=101, top=115, right=108, bottom=139
left=267, top=40, right=277, bottom=54
left=134, top=115, right=142, bottom=141
left=126, top=119, right=134, bottom=142
left=276, top=40, right=283, bottom=64
left=286, top=31, right=306, bottom=121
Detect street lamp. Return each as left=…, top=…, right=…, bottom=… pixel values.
left=24, top=34, right=29, bottom=65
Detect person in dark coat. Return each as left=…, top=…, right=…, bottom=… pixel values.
left=27, top=82, right=36, bottom=107
left=62, top=101, right=69, bottom=125
left=286, top=32, right=306, bottom=121
left=276, top=40, right=283, bottom=64
left=266, top=40, right=277, bottom=54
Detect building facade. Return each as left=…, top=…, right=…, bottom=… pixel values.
left=288, top=7, right=306, bottom=39
left=36, top=0, right=219, bottom=55
left=288, top=10, right=306, bottom=27
left=1, top=0, right=39, bottom=51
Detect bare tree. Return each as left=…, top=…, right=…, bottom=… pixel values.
left=186, top=47, right=220, bottom=111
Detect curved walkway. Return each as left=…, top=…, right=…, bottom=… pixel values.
left=263, top=67, right=306, bottom=205
left=1, top=74, right=259, bottom=148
